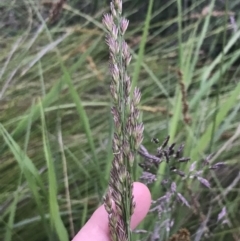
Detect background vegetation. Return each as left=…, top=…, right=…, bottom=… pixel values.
left=0, top=0, right=240, bottom=240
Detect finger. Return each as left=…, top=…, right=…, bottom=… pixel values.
left=130, top=182, right=151, bottom=230
left=72, top=182, right=151, bottom=241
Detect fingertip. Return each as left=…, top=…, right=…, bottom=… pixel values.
left=131, top=182, right=151, bottom=229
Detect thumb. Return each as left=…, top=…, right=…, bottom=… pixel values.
left=72, top=182, right=151, bottom=241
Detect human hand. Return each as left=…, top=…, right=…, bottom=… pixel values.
left=72, top=182, right=151, bottom=241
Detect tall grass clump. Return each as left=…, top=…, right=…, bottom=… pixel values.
left=102, top=1, right=143, bottom=240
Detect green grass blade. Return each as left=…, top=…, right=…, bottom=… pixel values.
left=0, top=123, right=50, bottom=237
left=60, top=62, right=98, bottom=162
left=191, top=81, right=240, bottom=160
left=168, top=0, right=184, bottom=142
left=4, top=177, right=22, bottom=241
left=40, top=100, right=69, bottom=241
left=191, top=28, right=240, bottom=108
left=131, top=0, right=154, bottom=92
left=0, top=124, right=45, bottom=190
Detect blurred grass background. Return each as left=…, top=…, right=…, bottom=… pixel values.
left=0, top=0, right=240, bottom=240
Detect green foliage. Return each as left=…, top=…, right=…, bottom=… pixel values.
left=0, top=0, right=240, bottom=240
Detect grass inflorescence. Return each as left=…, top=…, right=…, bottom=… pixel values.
left=102, top=1, right=143, bottom=240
